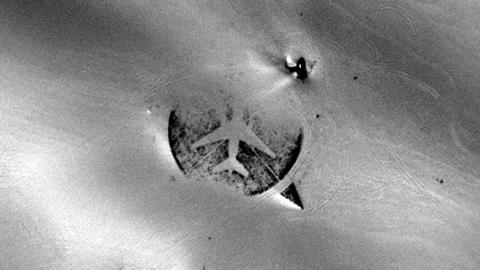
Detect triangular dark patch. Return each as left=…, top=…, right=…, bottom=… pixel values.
left=280, top=183, right=303, bottom=209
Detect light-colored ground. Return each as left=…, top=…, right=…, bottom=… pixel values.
left=1, top=0, right=480, bottom=269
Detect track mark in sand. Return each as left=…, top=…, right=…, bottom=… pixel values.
left=391, top=70, right=441, bottom=99
left=168, top=101, right=304, bottom=198
left=228, top=0, right=265, bottom=19
left=391, top=149, right=439, bottom=205
left=364, top=39, right=382, bottom=62
left=450, top=120, right=480, bottom=157
left=363, top=1, right=418, bottom=37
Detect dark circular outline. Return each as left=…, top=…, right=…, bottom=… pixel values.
left=167, top=109, right=304, bottom=195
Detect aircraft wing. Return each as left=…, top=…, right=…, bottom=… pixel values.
left=191, top=127, right=228, bottom=149
left=238, top=128, right=276, bottom=158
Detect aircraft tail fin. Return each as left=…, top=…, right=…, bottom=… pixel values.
left=212, top=157, right=249, bottom=177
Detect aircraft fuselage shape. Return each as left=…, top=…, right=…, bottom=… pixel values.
left=191, top=106, right=276, bottom=178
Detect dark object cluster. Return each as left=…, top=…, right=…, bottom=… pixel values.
left=285, top=57, right=309, bottom=81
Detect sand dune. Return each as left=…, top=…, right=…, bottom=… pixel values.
left=1, top=0, right=480, bottom=269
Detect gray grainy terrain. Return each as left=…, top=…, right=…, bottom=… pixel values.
left=1, top=0, right=480, bottom=269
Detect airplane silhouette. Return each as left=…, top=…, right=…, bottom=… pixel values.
left=191, top=106, right=276, bottom=177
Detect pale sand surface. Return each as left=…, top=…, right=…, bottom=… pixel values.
left=1, top=1, right=480, bottom=269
